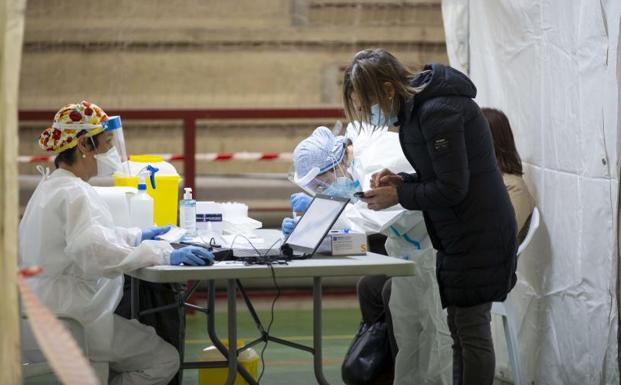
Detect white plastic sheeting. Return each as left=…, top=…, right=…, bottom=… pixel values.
left=442, top=1, right=620, bottom=384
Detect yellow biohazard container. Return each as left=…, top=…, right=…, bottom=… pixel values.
left=113, top=155, right=181, bottom=226
left=198, top=340, right=259, bottom=385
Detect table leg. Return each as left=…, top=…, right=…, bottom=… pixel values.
left=177, top=284, right=186, bottom=385
left=206, top=280, right=257, bottom=385
left=206, top=281, right=231, bottom=374
left=313, top=277, right=330, bottom=385
left=225, top=279, right=238, bottom=385
left=130, top=277, right=140, bottom=319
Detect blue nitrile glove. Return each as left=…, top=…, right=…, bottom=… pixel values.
left=170, top=246, right=215, bottom=266
left=141, top=225, right=172, bottom=242
left=290, top=192, right=312, bottom=213
left=281, top=217, right=299, bottom=237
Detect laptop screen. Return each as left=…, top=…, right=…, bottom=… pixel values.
left=285, top=194, right=349, bottom=254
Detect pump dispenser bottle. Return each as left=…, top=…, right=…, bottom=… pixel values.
left=179, top=187, right=196, bottom=236
left=130, top=172, right=154, bottom=229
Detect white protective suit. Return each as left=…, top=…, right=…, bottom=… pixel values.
left=340, top=124, right=452, bottom=385
left=19, top=168, right=179, bottom=384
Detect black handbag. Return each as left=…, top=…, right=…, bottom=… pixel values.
left=341, top=320, right=391, bottom=385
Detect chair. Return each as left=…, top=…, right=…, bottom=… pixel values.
left=491, top=207, right=540, bottom=385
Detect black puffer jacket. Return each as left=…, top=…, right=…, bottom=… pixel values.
left=396, top=64, right=517, bottom=308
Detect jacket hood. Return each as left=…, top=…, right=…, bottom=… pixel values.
left=412, top=64, right=477, bottom=104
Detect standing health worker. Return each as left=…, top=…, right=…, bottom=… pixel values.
left=345, top=49, right=518, bottom=385
left=19, top=101, right=214, bottom=384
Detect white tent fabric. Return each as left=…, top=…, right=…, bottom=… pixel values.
left=442, top=1, right=620, bottom=384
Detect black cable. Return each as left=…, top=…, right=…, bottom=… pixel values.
left=225, top=233, right=283, bottom=384
left=229, top=233, right=270, bottom=260
left=257, top=260, right=280, bottom=383
left=256, top=236, right=283, bottom=383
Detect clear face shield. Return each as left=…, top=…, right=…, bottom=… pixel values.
left=100, top=116, right=130, bottom=175
left=288, top=156, right=362, bottom=202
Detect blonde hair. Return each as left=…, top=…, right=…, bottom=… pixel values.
left=343, top=48, right=425, bottom=124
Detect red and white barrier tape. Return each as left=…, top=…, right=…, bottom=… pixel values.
left=19, top=152, right=293, bottom=163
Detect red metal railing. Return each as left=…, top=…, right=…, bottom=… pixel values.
left=19, top=108, right=345, bottom=192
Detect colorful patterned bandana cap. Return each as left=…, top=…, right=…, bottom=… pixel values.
left=39, top=100, right=109, bottom=153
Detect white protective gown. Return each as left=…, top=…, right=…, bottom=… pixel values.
left=19, top=168, right=173, bottom=362
left=341, top=124, right=452, bottom=385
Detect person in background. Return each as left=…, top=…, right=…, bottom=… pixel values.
left=284, top=123, right=451, bottom=385
left=482, top=107, right=535, bottom=242
left=19, top=101, right=214, bottom=385
left=346, top=48, right=518, bottom=385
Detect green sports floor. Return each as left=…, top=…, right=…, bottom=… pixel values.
left=23, top=290, right=361, bottom=385
left=24, top=289, right=512, bottom=385
left=180, top=290, right=361, bottom=385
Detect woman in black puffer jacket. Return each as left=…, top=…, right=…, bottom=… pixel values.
left=345, top=48, right=517, bottom=385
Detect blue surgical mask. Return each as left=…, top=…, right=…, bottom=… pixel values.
left=370, top=104, right=398, bottom=127
left=323, top=177, right=363, bottom=202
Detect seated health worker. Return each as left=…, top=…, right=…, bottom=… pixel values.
left=19, top=101, right=214, bottom=385
left=284, top=124, right=451, bottom=385
left=482, top=108, right=535, bottom=242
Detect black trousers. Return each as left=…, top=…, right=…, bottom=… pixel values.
left=447, top=302, right=495, bottom=385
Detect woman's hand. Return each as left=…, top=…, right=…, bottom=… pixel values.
left=370, top=169, right=403, bottom=188
left=141, top=225, right=172, bottom=242
left=281, top=217, right=299, bottom=237
left=360, top=186, right=399, bottom=210
left=290, top=192, right=312, bottom=213
left=170, top=246, right=215, bottom=266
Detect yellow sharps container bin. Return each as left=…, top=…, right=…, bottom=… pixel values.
left=113, top=155, right=181, bottom=227
left=198, top=340, right=259, bottom=385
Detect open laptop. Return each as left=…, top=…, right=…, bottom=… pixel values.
left=232, top=194, right=350, bottom=259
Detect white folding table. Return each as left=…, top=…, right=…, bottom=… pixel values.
left=128, top=230, right=414, bottom=385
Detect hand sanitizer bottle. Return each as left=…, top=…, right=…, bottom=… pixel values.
left=179, top=187, right=196, bottom=237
